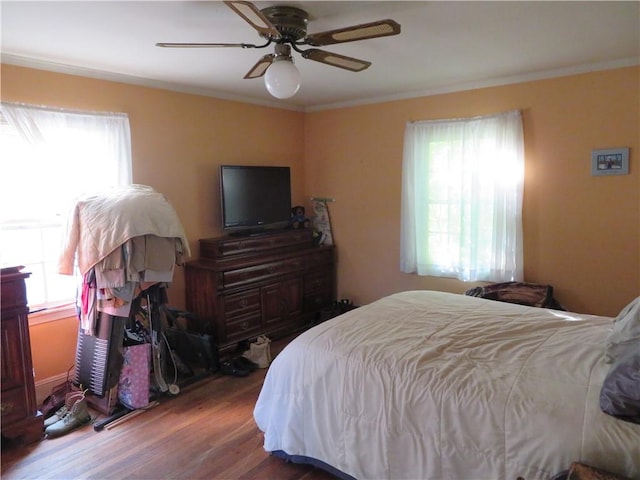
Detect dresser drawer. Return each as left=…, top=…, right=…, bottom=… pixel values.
left=305, top=249, right=334, bottom=270
left=304, top=271, right=333, bottom=295
left=222, top=290, right=261, bottom=318
left=1, top=387, right=29, bottom=425
left=304, top=271, right=334, bottom=310
left=200, top=229, right=313, bottom=260
left=223, top=257, right=305, bottom=289
left=225, top=311, right=262, bottom=341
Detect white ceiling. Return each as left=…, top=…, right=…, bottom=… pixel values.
left=2, top=1, right=639, bottom=111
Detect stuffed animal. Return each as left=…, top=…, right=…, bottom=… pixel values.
left=290, top=205, right=310, bottom=229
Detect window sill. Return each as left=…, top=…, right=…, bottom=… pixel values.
left=29, top=304, right=76, bottom=325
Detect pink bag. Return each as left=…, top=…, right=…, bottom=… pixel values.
left=118, top=343, right=150, bottom=409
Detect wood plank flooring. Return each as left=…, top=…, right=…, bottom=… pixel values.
left=1, top=337, right=336, bottom=480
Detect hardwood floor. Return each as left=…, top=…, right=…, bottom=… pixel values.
left=1, top=337, right=337, bottom=480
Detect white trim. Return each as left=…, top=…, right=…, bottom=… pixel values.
left=1, top=54, right=303, bottom=113
left=306, top=57, right=640, bottom=112
left=29, top=304, right=76, bottom=325
left=2, top=53, right=637, bottom=113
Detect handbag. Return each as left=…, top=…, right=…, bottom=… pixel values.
left=164, top=307, right=219, bottom=374
left=118, top=343, right=151, bottom=409
left=242, top=335, right=272, bottom=368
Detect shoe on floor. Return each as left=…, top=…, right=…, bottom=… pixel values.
left=232, top=356, right=258, bottom=372
left=44, top=390, right=86, bottom=428
left=45, top=395, right=91, bottom=438
left=220, top=360, right=249, bottom=377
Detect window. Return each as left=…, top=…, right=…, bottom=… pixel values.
left=0, top=102, right=132, bottom=312
left=400, top=110, right=524, bottom=282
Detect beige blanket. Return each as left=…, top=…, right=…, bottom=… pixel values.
left=58, top=184, right=190, bottom=275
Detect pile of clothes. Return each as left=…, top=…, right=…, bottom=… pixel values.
left=58, top=184, right=190, bottom=335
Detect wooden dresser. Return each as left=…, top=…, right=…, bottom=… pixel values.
left=1, top=266, right=43, bottom=445
left=185, top=229, right=335, bottom=357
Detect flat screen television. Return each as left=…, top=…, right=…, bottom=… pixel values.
left=220, top=165, right=292, bottom=234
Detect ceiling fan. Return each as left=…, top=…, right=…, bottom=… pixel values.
left=156, top=0, right=401, bottom=99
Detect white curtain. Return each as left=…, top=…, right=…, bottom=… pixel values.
left=1, top=102, right=131, bottom=188
left=1, top=102, right=132, bottom=222
left=400, top=110, right=524, bottom=282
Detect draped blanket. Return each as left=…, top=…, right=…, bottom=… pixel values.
left=58, top=184, right=190, bottom=275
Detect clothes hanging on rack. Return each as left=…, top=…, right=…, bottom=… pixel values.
left=58, top=184, right=190, bottom=334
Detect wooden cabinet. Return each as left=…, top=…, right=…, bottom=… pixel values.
left=185, top=229, right=335, bottom=357
left=1, top=266, right=43, bottom=445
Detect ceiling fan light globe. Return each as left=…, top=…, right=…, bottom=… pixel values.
left=264, top=59, right=301, bottom=99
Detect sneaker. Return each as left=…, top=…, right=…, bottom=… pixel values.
left=45, top=395, right=91, bottom=438
left=43, top=390, right=86, bottom=428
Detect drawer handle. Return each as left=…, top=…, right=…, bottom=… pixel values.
left=240, top=321, right=249, bottom=330
left=1, top=403, right=14, bottom=414
left=239, top=299, right=248, bottom=308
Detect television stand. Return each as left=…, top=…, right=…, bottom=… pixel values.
left=185, top=229, right=336, bottom=358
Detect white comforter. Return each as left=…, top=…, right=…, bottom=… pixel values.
left=254, top=291, right=640, bottom=480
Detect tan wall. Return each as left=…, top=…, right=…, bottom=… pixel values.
left=305, top=66, right=639, bottom=317
left=2, top=63, right=638, bottom=387
left=29, top=317, right=79, bottom=381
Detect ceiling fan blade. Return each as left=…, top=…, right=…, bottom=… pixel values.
left=156, top=42, right=261, bottom=48
left=244, top=54, right=274, bottom=79
left=301, top=49, right=371, bottom=72
left=305, top=19, right=401, bottom=46
left=224, top=1, right=281, bottom=39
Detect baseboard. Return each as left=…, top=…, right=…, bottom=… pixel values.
left=35, top=372, right=70, bottom=405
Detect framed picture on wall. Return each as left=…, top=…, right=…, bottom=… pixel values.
left=591, top=147, right=629, bottom=176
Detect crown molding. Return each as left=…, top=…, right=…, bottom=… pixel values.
left=305, top=57, right=640, bottom=112
left=1, top=54, right=304, bottom=112
left=3, top=53, right=637, bottom=113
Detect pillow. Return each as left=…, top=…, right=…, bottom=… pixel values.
left=604, top=296, right=640, bottom=364
left=600, top=346, right=640, bottom=424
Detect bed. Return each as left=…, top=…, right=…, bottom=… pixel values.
left=253, top=290, right=640, bottom=480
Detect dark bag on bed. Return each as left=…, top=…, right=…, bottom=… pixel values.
left=464, top=281, right=566, bottom=310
